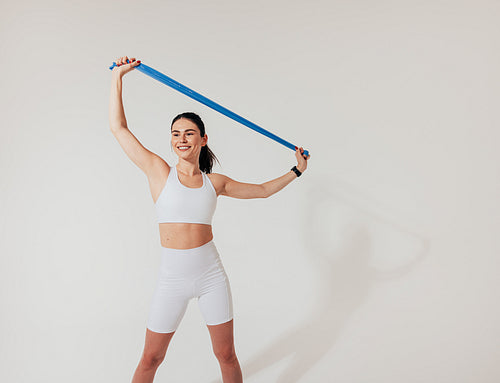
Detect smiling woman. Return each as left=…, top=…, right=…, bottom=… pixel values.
left=170, top=112, right=220, bottom=175
left=109, top=55, right=310, bottom=383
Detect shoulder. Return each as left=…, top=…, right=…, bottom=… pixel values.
left=207, top=172, right=225, bottom=179
left=206, top=172, right=228, bottom=196
left=207, top=172, right=230, bottom=184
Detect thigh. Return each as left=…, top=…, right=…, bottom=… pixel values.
left=197, top=268, right=233, bottom=326
left=147, top=278, right=191, bottom=333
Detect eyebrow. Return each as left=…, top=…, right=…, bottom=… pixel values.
left=171, top=129, right=197, bottom=133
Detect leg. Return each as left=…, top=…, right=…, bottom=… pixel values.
left=207, top=319, right=242, bottom=383
left=137, top=248, right=191, bottom=382
left=131, top=328, right=175, bottom=383
left=196, top=243, right=240, bottom=381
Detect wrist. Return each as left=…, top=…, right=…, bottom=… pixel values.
left=296, top=165, right=306, bottom=173
left=291, top=166, right=302, bottom=177
left=111, top=72, right=123, bottom=82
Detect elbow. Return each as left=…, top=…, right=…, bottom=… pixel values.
left=261, top=184, right=270, bottom=199
left=110, top=124, right=126, bottom=133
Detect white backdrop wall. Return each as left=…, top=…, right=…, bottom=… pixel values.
left=1, top=1, right=499, bottom=382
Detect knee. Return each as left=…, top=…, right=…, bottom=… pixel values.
left=214, top=345, right=237, bottom=364
left=140, top=353, right=165, bottom=370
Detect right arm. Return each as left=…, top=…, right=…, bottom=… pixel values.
left=109, top=58, right=168, bottom=176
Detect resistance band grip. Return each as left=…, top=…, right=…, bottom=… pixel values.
left=108, top=60, right=309, bottom=157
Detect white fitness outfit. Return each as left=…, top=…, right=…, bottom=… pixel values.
left=146, top=165, right=233, bottom=333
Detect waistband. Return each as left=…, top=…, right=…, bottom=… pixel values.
left=158, top=240, right=221, bottom=277
left=160, top=239, right=216, bottom=255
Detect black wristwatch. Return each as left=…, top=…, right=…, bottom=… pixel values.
left=291, top=166, right=302, bottom=177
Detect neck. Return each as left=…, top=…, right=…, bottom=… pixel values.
left=176, top=158, right=201, bottom=176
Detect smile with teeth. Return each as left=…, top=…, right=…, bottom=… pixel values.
left=178, top=146, right=191, bottom=151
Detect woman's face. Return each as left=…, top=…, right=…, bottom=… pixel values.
left=171, top=118, right=207, bottom=160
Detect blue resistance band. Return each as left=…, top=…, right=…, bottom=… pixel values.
left=108, top=60, right=309, bottom=157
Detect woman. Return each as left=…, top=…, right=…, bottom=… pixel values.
left=109, top=56, right=310, bottom=383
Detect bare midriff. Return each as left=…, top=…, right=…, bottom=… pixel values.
left=159, top=222, right=214, bottom=249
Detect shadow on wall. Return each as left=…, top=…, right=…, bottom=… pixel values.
left=210, top=172, right=430, bottom=383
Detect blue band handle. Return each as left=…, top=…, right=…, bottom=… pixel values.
left=109, top=60, right=309, bottom=157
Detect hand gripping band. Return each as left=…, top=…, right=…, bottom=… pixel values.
left=109, top=60, right=309, bottom=157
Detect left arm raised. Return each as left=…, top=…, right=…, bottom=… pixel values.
left=221, top=146, right=310, bottom=199
left=261, top=170, right=299, bottom=198
left=220, top=170, right=298, bottom=199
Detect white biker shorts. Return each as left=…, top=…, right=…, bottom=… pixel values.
left=146, top=240, right=233, bottom=333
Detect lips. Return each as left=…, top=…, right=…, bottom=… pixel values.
left=177, top=146, right=191, bottom=151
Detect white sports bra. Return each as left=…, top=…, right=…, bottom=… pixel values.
left=155, top=165, right=217, bottom=225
